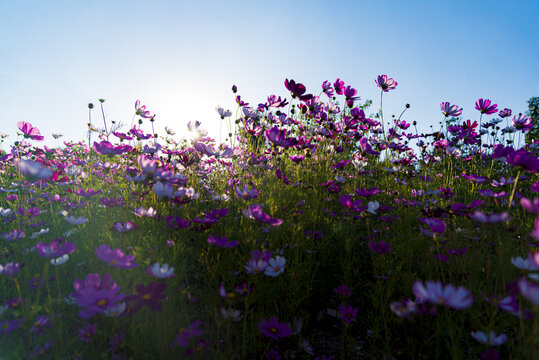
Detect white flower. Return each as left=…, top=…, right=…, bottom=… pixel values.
left=30, top=228, right=50, bottom=239
left=367, top=201, right=380, bottom=215
left=134, top=206, right=157, bottom=218
left=64, top=215, right=88, bottom=225
left=264, top=256, right=286, bottom=277
left=220, top=307, right=242, bottom=321
left=148, top=262, right=175, bottom=279
left=164, top=126, right=176, bottom=135
left=63, top=228, right=78, bottom=238
left=51, top=254, right=69, bottom=266
left=0, top=305, right=8, bottom=317
left=0, top=207, right=13, bottom=217
left=335, top=175, right=345, bottom=183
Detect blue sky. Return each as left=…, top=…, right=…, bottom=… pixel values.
left=1, top=0, right=538, bottom=150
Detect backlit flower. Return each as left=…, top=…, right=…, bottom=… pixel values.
left=17, top=121, right=44, bottom=141
left=413, top=280, right=474, bottom=310
left=375, top=75, right=398, bottom=92
left=475, top=99, right=498, bottom=115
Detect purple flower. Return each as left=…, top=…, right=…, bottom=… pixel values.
left=413, top=280, right=474, bottom=310
left=172, top=320, right=203, bottom=347
left=28, top=315, right=51, bottom=335
left=284, top=79, right=313, bottom=101
left=71, top=273, right=125, bottom=319
left=419, top=217, right=446, bottom=237
left=334, top=285, right=351, bottom=297
left=78, top=323, right=97, bottom=342
left=36, top=238, right=76, bottom=259
left=100, top=197, right=126, bottom=207
left=469, top=211, right=510, bottom=224
left=499, top=108, right=512, bottom=118
left=475, top=99, right=498, bottom=115
left=264, top=126, right=297, bottom=148
left=92, top=141, right=133, bottom=155
left=338, top=304, right=358, bottom=323
left=96, top=245, right=138, bottom=269
left=207, top=235, right=238, bottom=248
left=17, top=121, right=44, bottom=141
left=112, top=221, right=137, bottom=233
left=440, top=102, right=463, bottom=117
left=166, top=216, right=190, bottom=229
left=375, top=75, right=398, bottom=92
left=235, top=185, right=260, bottom=200
left=125, top=282, right=167, bottom=314
left=73, top=188, right=102, bottom=198
left=242, top=204, right=282, bottom=226
left=135, top=100, right=152, bottom=118
left=512, top=114, right=534, bottom=132
left=368, top=240, right=391, bottom=254
left=506, top=149, right=539, bottom=172
left=520, top=197, right=539, bottom=214
left=258, top=316, right=292, bottom=341
left=2, top=229, right=25, bottom=242
left=0, top=318, right=23, bottom=335
left=0, top=262, right=20, bottom=277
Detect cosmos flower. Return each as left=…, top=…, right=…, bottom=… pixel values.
left=475, top=99, right=498, bottom=115
left=135, top=100, right=152, bottom=118
left=471, top=331, right=507, bottom=346
left=207, top=235, right=238, bottom=248
left=264, top=256, right=286, bottom=277
left=172, top=320, right=203, bottom=347
left=71, top=273, right=125, bottom=319
left=518, top=277, right=539, bottom=306
left=147, top=263, right=175, bottom=279
left=338, top=304, right=358, bottom=323
left=36, top=238, right=76, bottom=259
left=78, top=323, right=97, bottom=342
left=17, top=121, right=44, bottom=141
left=413, top=280, right=474, bottom=310
left=112, top=221, right=137, bottom=233
left=258, top=316, right=292, bottom=341
left=375, top=75, right=398, bottom=92
left=506, top=149, right=539, bottom=172
left=284, top=79, right=313, bottom=101
left=125, top=282, right=167, bottom=314
left=242, top=204, right=283, bottom=226
left=95, top=245, right=138, bottom=269
left=440, top=102, right=463, bottom=117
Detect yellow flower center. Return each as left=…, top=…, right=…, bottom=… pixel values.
left=143, top=294, right=151, bottom=300
left=97, top=299, right=107, bottom=307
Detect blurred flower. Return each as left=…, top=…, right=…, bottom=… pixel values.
left=71, top=273, right=125, bottom=319
left=64, top=215, right=88, bottom=225
left=471, top=331, right=507, bottom=346
left=125, top=282, right=167, bottom=314
left=413, top=280, right=474, bottom=310
left=518, top=277, right=539, bottom=306
left=338, top=304, right=358, bottom=323
left=0, top=262, right=20, bottom=277
left=264, top=256, right=286, bottom=277
left=95, top=245, right=138, bottom=269
left=112, top=221, right=137, bottom=233
left=36, top=238, right=76, bottom=259
left=207, top=235, right=238, bottom=248
left=147, top=263, right=175, bottom=279
left=172, top=320, right=202, bottom=347
left=78, top=323, right=97, bottom=342
left=17, top=121, right=44, bottom=141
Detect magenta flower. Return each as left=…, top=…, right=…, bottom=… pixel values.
left=125, top=282, right=167, bottom=314
left=2, top=229, right=25, bottom=242
left=95, top=245, right=138, bottom=269
left=36, top=238, right=76, bottom=259
left=135, top=100, right=152, bottom=118
left=258, top=316, right=292, bottom=341
left=71, top=273, right=125, bottom=319
left=413, top=280, right=474, bottom=310
left=172, top=320, right=203, bottom=347
left=334, top=285, right=351, bottom=297
left=92, top=141, right=133, bottom=155
left=469, top=211, right=510, bottom=224
left=440, top=102, right=463, bottom=117
left=17, top=121, right=44, bottom=141
left=512, top=114, right=534, bottom=132
left=235, top=185, right=260, bottom=200
left=520, top=197, right=539, bottom=214
left=475, top=99, right=498, bottom=115
left=284, top=79, right=313, bottom=101
left=208, top=235, right=238, bottom=248
left=375, top=75, right=398, bottom=92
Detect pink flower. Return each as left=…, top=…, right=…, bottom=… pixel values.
left=17, top=121, right=44, bottom=141
left=375, top=75, right=398, bottom=92
left=440, top=102, right=463, bottom=117
left=135, top=100, right=152, bottom=118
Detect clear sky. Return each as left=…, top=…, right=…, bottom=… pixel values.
left=1, top=0, right=538, bottom=150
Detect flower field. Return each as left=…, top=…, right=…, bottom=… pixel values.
left=1, top=76, right=539, bottom=359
